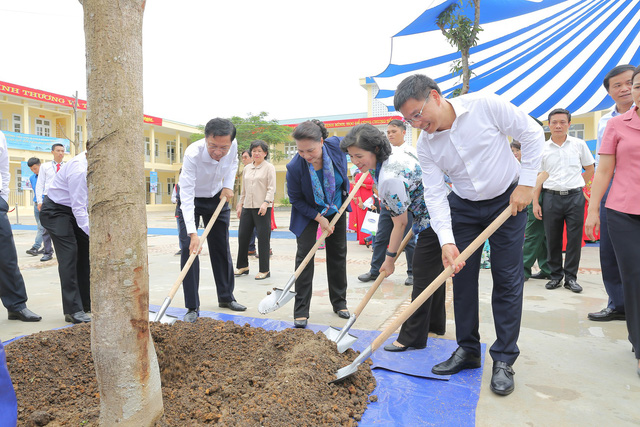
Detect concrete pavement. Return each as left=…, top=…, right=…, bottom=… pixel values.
left=3, top=207, right=639, bottom=426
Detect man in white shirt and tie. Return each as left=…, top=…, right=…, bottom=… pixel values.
left=0, top=131, right=42, bottom=322
left=178, top=118, right=246, bottom=322
left=35, top=143, right=65, bottom=262
left=394, top=74, right=543, bottom=396
left=39, top=151, right=91, bottom=324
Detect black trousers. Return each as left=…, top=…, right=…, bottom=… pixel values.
left=449, top=183, right=527, bottom=365
left=236, top=207, right=272, bottom=272
left=178, top=193, right=235, bottom=309
left=0, top=198, right=29, bottom=312
left=294, top=213, right=348, bottom=319
left=396, top=226, right=446, bottom=348
left=542, top=190, right=585, bottom=281
left=39, top=196, right=91, bottom=314
left=607, top=209, right=640, bottom=359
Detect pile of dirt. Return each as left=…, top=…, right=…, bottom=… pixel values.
left=6, top=318, right=376, bottom=426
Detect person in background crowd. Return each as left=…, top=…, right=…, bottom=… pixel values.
left=25, top=157, right=49, bottom=257
left=585, top=65, right=640, bottom=378
left=350, top=169, right=374, bottom=245
left=235, top=140, right=276, bottom=280
left=587, top=64, right=635, bottom=323
left=394, top=74, right=543, bottom=396
left=35, top=143, right=65, bottom=262
left=533, top=108, right=594, bottom=293
left=0, top=131, right=41, bottom=322
left=239, top=149, right=258, bottom=257
left=171, top=168, right=182, bottom=256
left=39, top=151, right=91, bottom=323
left=177, top=118, right=246, bottom=322
left=357, top=119, right=416, bottom=286
left=286, top=119, right=350, bottom=328
left=341, top=124, right=446, bottom=352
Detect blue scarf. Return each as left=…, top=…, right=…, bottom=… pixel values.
left=308, top=147, right=337, bottom=216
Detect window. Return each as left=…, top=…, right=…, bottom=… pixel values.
left=15, top=168, right=22, bottom=192
left=145, top=137, right=151, bottom=162
left=154, top=139, right=159, bottom=158
left=35, top=118, right=51, bottom=137
left=167, top=177, right=175, bottom=195
left=166, top=140, right=176, bottom=163
left=568, top=123, right=584, bottom=140
left=284, top=141, right=296, bottom=159
left=12, top=114, right=21, bottom=133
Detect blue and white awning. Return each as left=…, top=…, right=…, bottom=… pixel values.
left=372, top=0, right=640, bottom=119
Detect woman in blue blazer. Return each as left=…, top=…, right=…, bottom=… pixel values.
left=286, top=120, right=351, bottom=328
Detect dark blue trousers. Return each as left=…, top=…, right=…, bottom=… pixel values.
left=600, top=180, right=625, bottom=312
left=178, top=193, right=235, bottom=309
left=449, top=184, right=527, bottom=365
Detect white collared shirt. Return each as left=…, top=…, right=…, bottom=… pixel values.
left=179, top=138, right=238, bottom=234
left=595, top=104, right=628, bottom=169
left=47, top=152, right=89, bottom=235
left=35, top=159, right=64, bottom=203
left=0, top=131, right=10, bottom=202
left=417, top=92, right=544, bottom=246
left=540, top=135, right=594, bottom=191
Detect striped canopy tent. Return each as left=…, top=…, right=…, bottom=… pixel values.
left=372, top=0, right=640, bottom=120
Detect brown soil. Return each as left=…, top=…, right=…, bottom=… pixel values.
left=6, top=319, right=376, bottom=426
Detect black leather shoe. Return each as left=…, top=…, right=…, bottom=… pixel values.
left=8, top=308, right=42, bottom=322
left=545, top=279, right=562, bottom=290
left=293, top=318, right=307, bottom=328
left=531, top=272, right=551, bottom=280
left=183, top=309, right=199, bottom=323
left=564, top=279, right=582, bottom=293
left=384, top=342, right=426, bottom=352
left=64, top=311, right=91, bottom=323
left=335, top=309, right=350, bottom=319
left=357, top=272, right=378, bottom=282
left=490, top=361, right=515, bottom=396
left=219, top=301, right=247, bottom=311
left=432, top=347, right=481, bottom=375
left=40, top=254, right=53, bottom=262
left=404, top=275, right=414, bottom=286
left=26, top=247, right=40, bottom=256
left=587, top=307, right=626, bottom=321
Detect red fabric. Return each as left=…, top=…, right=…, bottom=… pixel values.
left=270, top=204, right=277, bottom=231
left=56, top=163, right=61, bottom=172
left=349, top=172, right=374, bottom=245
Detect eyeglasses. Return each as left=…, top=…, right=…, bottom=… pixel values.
left=207, top=144, right=231, bottom=153
left=403, top=96, right=429, bottom=125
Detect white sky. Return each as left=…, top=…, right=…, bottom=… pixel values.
left=0, top=1, right=438, bottom=126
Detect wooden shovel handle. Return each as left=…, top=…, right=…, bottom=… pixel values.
left=369, top=173, right=549, bottom=352
left=353, top=229, right=415, bottom=317
left=292, top=171, right=370, bottom=280
left=167, top=196, right=227, bottom=299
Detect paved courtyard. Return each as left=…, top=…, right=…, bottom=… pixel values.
left=3, top=207, right=639, bottom=426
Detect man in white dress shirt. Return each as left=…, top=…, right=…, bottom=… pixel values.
left=394, top=74, right=544, bottom=396
left=0, top=131, right=42, bottom=322
left=35, top=143, right=65, bottom=262
left=533, top=108, right=594, bottom=294
left=39, top=151, right=91, bottom=323
left=178, top=118, right=246, bottom=322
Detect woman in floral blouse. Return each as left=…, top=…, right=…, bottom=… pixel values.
left=341, top=123, right=446, bottom=352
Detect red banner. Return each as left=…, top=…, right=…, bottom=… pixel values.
left=1, top=80, right=162, bottom=125
left=283, top=115, right=402, bottom=129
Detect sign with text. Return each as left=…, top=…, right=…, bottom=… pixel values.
left=150, top=171, right=158, bottom=193
left=3, top=130, right=70, bottom=153
left=283, top=115, right=403, bottom=129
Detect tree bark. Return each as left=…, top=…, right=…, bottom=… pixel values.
left=82, top=0, right=164, bottom=425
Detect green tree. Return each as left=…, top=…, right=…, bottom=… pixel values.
left=190, top=112, right=292, bottom=162
left=436, top=0, right=481, bottom=96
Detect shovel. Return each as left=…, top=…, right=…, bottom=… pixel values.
left=323, top=229, right=415, bottom=353
left=150, top=196, right=228, bottom=324
left=332, top=173, right=549, bottom=383
left=258, top=171, right=371, bottom=314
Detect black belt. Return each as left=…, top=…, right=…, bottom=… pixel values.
left=543, top=188, right=582, bottom=196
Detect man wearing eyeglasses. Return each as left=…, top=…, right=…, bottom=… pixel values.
left=178, top=118, right=246, bottom=322
left=394, top=75, right=543, bottom=396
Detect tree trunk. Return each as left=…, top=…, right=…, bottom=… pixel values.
left=461, top=48, right=470, bottom=95
left=82, top=1, right=164, bottom=425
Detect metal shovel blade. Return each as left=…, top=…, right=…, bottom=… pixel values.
left=148, top=311, right=178, bottom=325
left=257, top=288, right=297, bottom=314
left=331, top=345, right=372, bottom=384
left=322, top=326, right=358, bottom=354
